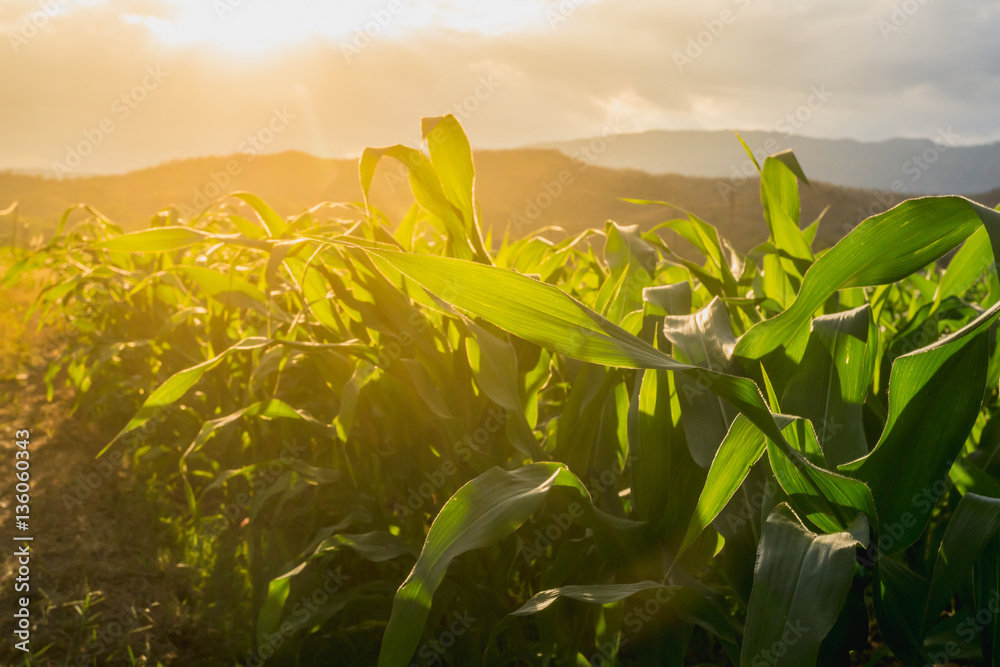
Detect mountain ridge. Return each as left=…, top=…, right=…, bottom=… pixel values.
left=2, top=148, right=997, bottom=257
left=532, top=129, right=1000, bottom=195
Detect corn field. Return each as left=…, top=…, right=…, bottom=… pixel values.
left=8, top=114, right=1000, bottom=666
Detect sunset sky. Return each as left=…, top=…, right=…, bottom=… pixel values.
left=2, top=0, right=998, bottom=176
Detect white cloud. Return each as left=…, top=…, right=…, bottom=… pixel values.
left=1, top=0, right=998, bottom=173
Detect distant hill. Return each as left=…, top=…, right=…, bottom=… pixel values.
left=1, top=149, right=997, bottom=257
left=534, top=130, right=1000, bottom=196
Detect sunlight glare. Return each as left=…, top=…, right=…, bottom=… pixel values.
left=123, top=0, right=556, bottom=55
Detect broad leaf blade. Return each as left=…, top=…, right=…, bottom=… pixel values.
left=679, top=415, right=769, bottom=554
left=781, top=305, right=877, bottom=467
left=923, top=493, right=1000, bottom=634
left=765, top=417, right=877, bottom=535
left=736, top=196, right=1000, bottom=362
left=92, top=226, right=210, bottom=253
left=741, top=504, right=865, bottom=667
left=840, top=300, right=1000, bottom=553
left=368, top=247, right=794, bottom=452
left=663, top=297, right=740, bottom=467
left=377, top=463, right=590, bottom=667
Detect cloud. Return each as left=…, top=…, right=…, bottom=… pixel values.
left=1, top=0, right=997, bottom=174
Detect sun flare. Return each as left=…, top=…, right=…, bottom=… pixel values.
left=122, top=0, right=551, bottom=55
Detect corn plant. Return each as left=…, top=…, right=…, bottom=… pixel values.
left=9, top=114, right=1000, bottom=666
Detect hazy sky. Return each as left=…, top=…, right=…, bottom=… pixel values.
left=2, top=0, right=998, bottom=175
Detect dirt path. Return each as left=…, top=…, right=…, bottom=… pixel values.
left=0, top=374, right=219, bottom=665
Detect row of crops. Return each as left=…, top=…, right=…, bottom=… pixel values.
left=8, top=115, right=1000, bottom=665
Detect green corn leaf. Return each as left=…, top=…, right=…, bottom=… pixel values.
left=605, top=220, right=658, bottom=278
left=284, top=255, right=345, bottom=334
left=228, top=213, right=267, bottom=239
left=91, top=226, right=211, bottom=253
left=421, top=114, right=491, bottom=262
left=781, top=305, right=878, bottom=467
left=736, top=196, right=1000, bottom=363
left=949, top=458, right=1000, bottom=498
left=305, top=530, right=415, bottom=566
left=105, top=337, right=359, bottom=456
left=922, top=493, right=1000, bottom=635
left=765, top=417, right=877, bottom=535
left=360, top=144, right=477, bottom=260
left=421, top=115, right=475, bottom=219
left=367, top=248, right=781, bottom=429
left=759, top=151, right=813, bottom=264
left=636, top=205, right=739, bottom=295
left=486, top=581, right=737, bottom=658
left=368, top=248, right=675, bottom=369
left=174, top=265, right=268, bottom=305
left=177, top=399, right=332, bottom=512
left=839, top=299, right=1000, bottom=553
left=508, top=582, right=734, bottom=640
left=593, top=261, right=632, bottom=323
left=103, top=338, right=272, bottom=454
left=803, top=215, right=822, bottom=248
left=630, top=366, right=702, bottom=544
left=256, top=515, right=396, bottom=645
left=662, top=297, right=740, bottom=468
left=603, top=221, right=656, bottom=322
left=377, top=463, right=599, bottom=667
left=975, top=532, right=1000, bottom=664
left=231, top=191, right=288, bottom=238
left=873, top=555, right=929, bottom=665
left=627, top=283, right=701, bottom=540
left=936, top=225, right=995, bottom=303
left=679, top=414, right=772, bottom=554
left=259, top=529, right=415, bottom=645
left=740, top=504, right=867, bottom=667
left=465, top=320, right=545, bottom=459
left=369, top=247, right=866, bottom=532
